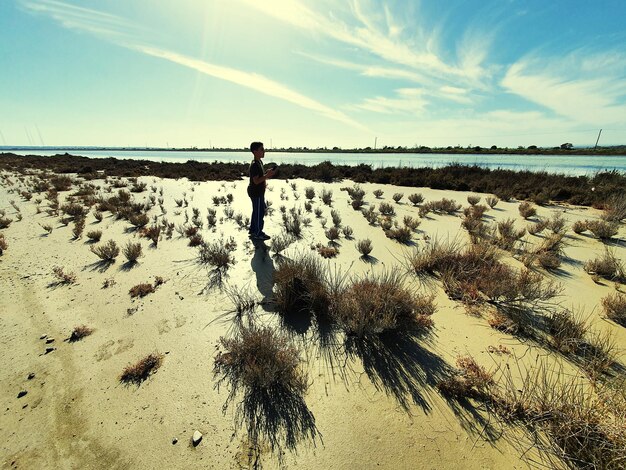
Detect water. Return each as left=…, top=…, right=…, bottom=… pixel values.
left=3, top=148, right=625, bottom=176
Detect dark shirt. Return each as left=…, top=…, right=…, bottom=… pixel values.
left=248, top=159, right=265, bottom=198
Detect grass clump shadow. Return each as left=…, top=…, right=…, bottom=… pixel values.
left=214, top=325, right=320, bottom=465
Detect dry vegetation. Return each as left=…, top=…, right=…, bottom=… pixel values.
left=120, top=353, right=164, bottom=385
left=69, top=325, right=94, bottom=342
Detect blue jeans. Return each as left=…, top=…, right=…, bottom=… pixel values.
left=249, top=195, right=265, bottom=236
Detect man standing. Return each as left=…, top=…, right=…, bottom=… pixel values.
left=248, top=141, right=275, bottom=240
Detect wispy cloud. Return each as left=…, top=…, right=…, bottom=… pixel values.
left=502, top=50, right=626, bottom=126
left=237, top=0, right=493, bottom=85
left=352, top=88, right=428, bottom=114
left=20, top=0, right=367, bottom=131
left=134, top=45, right=367, bottom=130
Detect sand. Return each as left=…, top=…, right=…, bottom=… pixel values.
left=1, top=168, right=624, bottom=469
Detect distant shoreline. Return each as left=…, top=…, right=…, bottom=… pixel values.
left=2, top=146, right=626, bottom=156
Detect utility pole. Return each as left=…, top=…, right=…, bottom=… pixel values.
left=594, top=129, right=602, bottom=149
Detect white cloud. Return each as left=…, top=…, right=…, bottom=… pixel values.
left=502, top=52, right=626, bottom=126
left=21, top=0, right=367, bottom=131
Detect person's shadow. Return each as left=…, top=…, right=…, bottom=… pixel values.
left=250, top=241, right=275, bottom=309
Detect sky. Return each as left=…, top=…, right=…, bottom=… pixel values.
left=1, top=0, right=626, bottom=149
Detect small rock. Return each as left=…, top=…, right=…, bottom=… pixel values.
left=45, top=338, right=55, bottom=344
left=192, top=430, right=202, bottom=447
left=172, top=438, right=178, bottom=445
left=45, top=347, right=55, bottom=354
left=17, top=391, right=27, bottom=399
left=27, top=373, right=35, bottom=380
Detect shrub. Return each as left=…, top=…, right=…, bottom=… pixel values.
left=572, top=220, right=587, bottom=234
left=342, top=226, right=353, bottom=238
left=330, top=209, right=342, bottom=227
left=69, top=325, right=94, bottom=342
left=198, top=238, right=236, bottom=280
left=214, top=325, right=307, bottom=394
left=86, top=230, right=102, bottom=242
left=321, top=189, right=333, bottom=206
left=90, top=240, right=120, bottom=261
left=363, top=206, right=377, bottom=225
left=392, top=193, right=403, bottom=203
left=601, top=293, right=626, bottom=326
left=332, top=271, right=435, bottom=338
left=129, top=283, right=155, bottom=298
left=385, top=226, right=412, bottom=244
left=272, top=254, right=330, bottom=315
left=601, top=194, right=626, bottom=222
left=120, top=353, right=163, bottom=385
left=141, top=225, right=161, bottom=246
left=547, top=212, right=567, bottom=234
left=314, top=207, right=322, bottom=218
left=518, top=201, right=536, bottom=219
left=357, top=239, right=373, bottom=257
left=282, top=211, right=302, bottom=238
left=188, top=234, right=203, bottom=247
left=527, top=218, right=549, bottom=235
left=548, top=309, right=588, bottom=354
left=428, top=198, right=461, bottom=214
left=317, top=245, right=339, bottom=258
left=437, top=356, right=494, bottom=398
left=586, top=220, right=619, bottom=240
left=305, top=187, right=315, bottom=200
left=72, top=217, right=85, bottom=239
left=379, top=202, right=395, bottom=216
left=0, top=216, right=13, bottom=228
left=584, top=249, right=625, bottom=282
left=53, top=266, right=76, bottom=284
left=270, top=232, right=295, bottom=256
left=41, top=223, right=53, bottom=234
left=485, top=196, right=499, bottom=208
left=467, top=195, right=481, bottom=206
left=373, top=189, right=384, bottom=199
left=494, top=218, right=526, bottom=250
left=325, top=226, right=340, bottom=242
left=129, top=213, right=149, bottom=228
left=123, top=242, right=143, bottom=263
left=60, top=202, right=86, bottom=218
left=408, top=193, right=424, bottom=206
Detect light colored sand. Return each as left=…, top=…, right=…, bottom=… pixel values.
left=1, top=170, right=624, bottom=469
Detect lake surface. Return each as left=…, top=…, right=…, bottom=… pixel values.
left=5, top=149, right=626, bottom=176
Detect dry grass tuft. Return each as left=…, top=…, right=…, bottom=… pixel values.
left=332, top=271, right=435, bottom=337
left=53, top=266, right=76, bottom=284
left=385, top=226, right=413, bottom=244
left=272, top=254, right=330, bottom=315
left=90, top=240, right=120, bottom=262
left=518, top=201, right=536, bottom=219
left=602, top=292, right=626, bottom=326
left=86, top=230, right=102, bottom=242
left=408, top=193, right=424, bottom=206
left=356, top=238, right=373, bottom=257
left=129, top=283, right=155, bottom=298
left=69, top=325, right=94, bottom=342
left=123, top=241, right=143, bottom=263
left=437, top=356, right=494, bottom=398
left=0, top=233, right=8, bottom=255
left=467, top=195, right=481, bottom=206
left=0, top=216, right=13, bottom=229
left=141, top=225, right=161, bottom=246
left=485, top=196, right=499, bottom=208
left=584, top=248, right=625, bottom=282
left=392, top=192, right=403, bottom=203
left=120, top=353, right=164, bottom=385
left=572, top=219, right=587, bottom=234
left=586, top=220, right=619, bottom=240
left=214, top=325, right=307, bottom=394
left=317, top=245, right=339, bottom=258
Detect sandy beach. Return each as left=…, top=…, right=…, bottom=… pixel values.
left=1, top=166, right=625, bottom=469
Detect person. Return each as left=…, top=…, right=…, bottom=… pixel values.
left=247, top=141, right=276, bottom=240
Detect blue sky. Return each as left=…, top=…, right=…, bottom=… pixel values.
left=1, top=0, right=625, bottom=148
